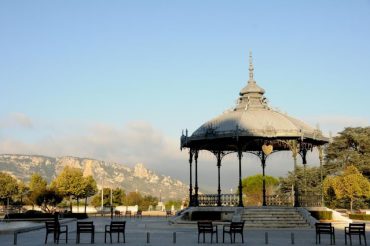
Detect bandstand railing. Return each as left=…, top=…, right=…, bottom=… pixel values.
left=266, top=192, right=322, bottom=207
left=196, top=194, right=239, bottom=206
left=298, top=192, right=322, bottom=207
left=192, top=192, right=322, bottom=207
left=266, top=194, right=294, bottom=206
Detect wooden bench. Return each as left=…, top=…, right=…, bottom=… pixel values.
left=315, top=222, right=335, bottom=245
left=345, top=223, right=366, bottom=245
left=223, top=221, right=245, bottom=243
left=198, top=221, right=218, bottom=243
left=76, top=221, right=95, bottom=244
left=45, top=221, right=68, bottom=244
left=105, top=221, right=126, bottom=243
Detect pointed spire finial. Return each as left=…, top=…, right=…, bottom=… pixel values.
left=249, top=51, right=254, bottom=82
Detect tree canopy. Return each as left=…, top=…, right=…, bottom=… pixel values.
left=325, top=127, right=370, bottom=178
left=51, top=166, right=97, bottom=211
left=91, top=187, right=125, bottom=207
left=242, top=174, right=279, bottom=206
left=323, top=165, right=370, bottom=211
left=0, top=172, right=19, bottom=203
left=28, top=173, right=48, bottom=207
left=279, top=166, right=322, bottom=194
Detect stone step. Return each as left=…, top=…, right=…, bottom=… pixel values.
left=243, top=212, right=301, bottom=216
left=240, top=207, right=310, bottom=228
left=244, top=214, right=302, bottom=216
left=244, top=219, right=308, bottom=223
left=244, top=224, right=310, bottom=228
left=244, top=210, right=298, bottom=213
left=242, top=218, right=305, bottom=222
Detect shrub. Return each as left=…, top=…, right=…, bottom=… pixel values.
left=349, top=214, right=370, bottom=220
left=310, top=211, right=333, bottom=220
left=4, top=211, right=53, bottom=219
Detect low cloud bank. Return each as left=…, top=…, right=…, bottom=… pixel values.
left=0, top=112, right=368, bottom=189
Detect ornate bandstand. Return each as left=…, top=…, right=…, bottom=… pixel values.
left=180, top=53, right=328, bottom=207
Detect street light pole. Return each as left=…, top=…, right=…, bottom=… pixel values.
left=110, top=187, right=113, bottom=219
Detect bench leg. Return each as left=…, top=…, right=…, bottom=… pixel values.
left=364, top=234, right=367, bottom=246
left=350, top=235, right=352, bottom=245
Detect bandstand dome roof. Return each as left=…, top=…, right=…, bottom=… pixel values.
left=181, top=53, right=328, bottom=151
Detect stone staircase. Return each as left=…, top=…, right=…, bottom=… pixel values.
left=242, top=207, right=311, bottom=228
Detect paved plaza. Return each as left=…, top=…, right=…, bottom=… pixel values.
left=1, top=217, right=369, bottom=246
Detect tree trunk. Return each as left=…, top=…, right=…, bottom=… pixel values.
left=84, top=197, right=87, bottom=213
left=69, top=196, right=72, bottom=212
left=77, top=198, right=79, bottom=213
left=350, top=198, right=353, bottom=213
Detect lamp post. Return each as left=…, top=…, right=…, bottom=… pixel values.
left=110, top=187, right=113, bottom=219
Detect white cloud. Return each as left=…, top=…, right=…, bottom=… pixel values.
left=2, top=113, right=366, bottom=191
left=302, top=115, right=369, bottom=136
left=0, top=112, right=34, bottom=129
left=0, top=118, right=190, bottom=182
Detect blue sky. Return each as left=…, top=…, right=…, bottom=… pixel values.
left=0, top=1, right=369, bottom=190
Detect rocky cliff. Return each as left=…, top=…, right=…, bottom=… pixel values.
left=0, top=154, right=188, bottom=201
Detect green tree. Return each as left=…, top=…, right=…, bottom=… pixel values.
left=242, top=174, right=279, bottom=206
left=124, top=191, right=143, bottom=206
left=51, top=166, right=85, bottom=211
left=28, top=173, right=48, bottom=208
left=141, top=195, right=158, bottom=211
left=323, top=165, right=370, bottom=211
left=13, top=181, right=29, bottom=210
left=325, top=127, right=370, bottom=178
left=35, top=188, right=63, bottom=213
left=90, top=187, right=125, bottom=208
left=81, top=176, right=98, bottom=213
left=123, top=191, right=158, bottom=210
left=0, top=172, right=19, bottom=208
left=279, top=166, right=322, bottom=194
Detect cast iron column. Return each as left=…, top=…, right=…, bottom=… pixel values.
left=292, top=141, right=300, bottom=207
left=238, top=150, right=243, bottom=207
left=301, top=148, right=308, bottom=206
left=261, top=152, right=267, bottom=206
left=318, top=146, right=324, bottom=207
left=189, top=150, right=193, bottom=206
left=194, top=150, right=199, bottom=206
left=217, top=151, right=222, bottom=207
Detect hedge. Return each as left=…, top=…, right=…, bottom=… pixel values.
left=61, top=212, right=88, bottom=219
left=4, top=211, right=88, bottom=220
left=349, top=214, right=370, bottom=220
left=310, top=211, right=332, bottom=220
